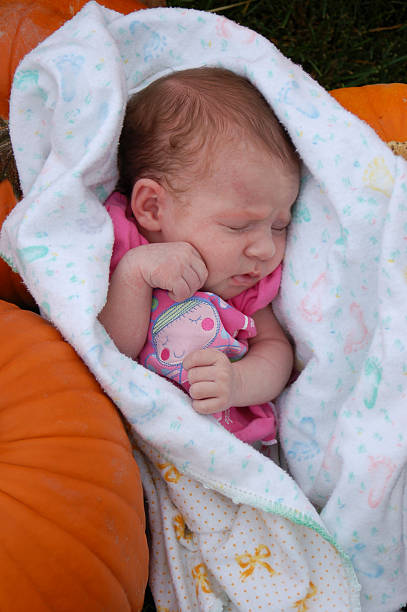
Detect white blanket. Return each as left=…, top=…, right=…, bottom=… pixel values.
left=2, top=2, right=406, bottom=610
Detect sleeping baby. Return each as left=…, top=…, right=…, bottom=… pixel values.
left=99, top=66, right=300, bottom=445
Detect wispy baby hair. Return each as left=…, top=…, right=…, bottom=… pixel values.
left=116, top=66, right=298, bottom=197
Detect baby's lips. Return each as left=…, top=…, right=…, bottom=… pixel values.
left=231, top=272, right=260, bottom=286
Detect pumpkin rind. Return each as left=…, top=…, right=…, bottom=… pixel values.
left=330, top=83, right=407, bottom=142
left=0, top=300, right=149, bottom=611
left=0, top=179, right=36, bottom=308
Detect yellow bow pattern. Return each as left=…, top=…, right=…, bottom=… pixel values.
left=156, top=461, right=182, bottom=483
left=191, top=563, right=212, bottom=597
left=294, top=581, right=318, bottom=611
left=235, top=544, right=276, bottom=582
left=173, top=514, right=192, bottom=543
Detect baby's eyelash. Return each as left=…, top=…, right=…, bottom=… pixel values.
left=227, top=224, right=251, bottom=232
left=271, top=225, right=288, bottom=234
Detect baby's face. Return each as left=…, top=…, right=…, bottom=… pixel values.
left=158, top=139, right=300, bottom=300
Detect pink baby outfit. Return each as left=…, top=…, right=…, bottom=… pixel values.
left=106, top=192, right=281, bottom=444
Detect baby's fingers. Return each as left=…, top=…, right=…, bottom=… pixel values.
left=187, top=366, right=216, bottom=385
left=168, top=276, right=197, bottom=301
left=190, top=254, right=208, bottom=289
left=183, top=348, right=220, bottom=370
left=169, top=267, right=204, bottom=301
left=189, top=381, right=218, bottom=401
left=191, top=397, right=226, bottom=415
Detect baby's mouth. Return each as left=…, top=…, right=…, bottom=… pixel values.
left=231, top=272, right=260, bottom=286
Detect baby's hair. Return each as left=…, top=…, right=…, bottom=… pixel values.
left=116, top=66, right=298, bottom=198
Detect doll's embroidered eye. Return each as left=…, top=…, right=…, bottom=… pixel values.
left=188, top=315, right=202, bottom=324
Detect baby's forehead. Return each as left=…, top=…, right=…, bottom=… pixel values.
left=208, top=130, right=293, bottom=166
left=171, top=130, right=299, bottom=205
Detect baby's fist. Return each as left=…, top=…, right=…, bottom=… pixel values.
left=183, top=348, right=236, bottom=414
left=143, top=242, right=208, bottom=301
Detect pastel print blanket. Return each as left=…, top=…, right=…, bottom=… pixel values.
left=1, top=2, right=406, bottom=610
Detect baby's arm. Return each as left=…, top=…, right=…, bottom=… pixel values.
left=183, top=305, right=293, bottom=414
left=99, top=242, right=207, bottom=359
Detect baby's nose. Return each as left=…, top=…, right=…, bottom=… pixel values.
left=245, top=231, right=276, bottom=260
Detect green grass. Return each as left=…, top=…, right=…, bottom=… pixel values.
left=167, top=0, right=407, bottom=89
left=142, top=2, right=406, bottom=610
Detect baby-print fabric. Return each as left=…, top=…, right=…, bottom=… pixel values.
left=3, top=1, right=405, bottom=609
left=107, top=191, right=278, bottom=444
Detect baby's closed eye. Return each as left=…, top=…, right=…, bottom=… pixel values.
left=271, top=224, right=288, bottom=235
left=271, top=217, right=291, bottom=234
left=225, top=223, right=252, bottom=232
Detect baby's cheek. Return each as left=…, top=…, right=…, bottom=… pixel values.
left=276, top=234, right=287, bottom=258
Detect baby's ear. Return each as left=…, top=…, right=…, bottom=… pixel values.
left=130, top=178, right=166, bottom=231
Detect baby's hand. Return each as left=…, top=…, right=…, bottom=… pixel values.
left=183, top=349, right=238, bottom=414
left=123, top=241, right=208, bottom=301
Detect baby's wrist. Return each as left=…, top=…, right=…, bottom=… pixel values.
left=114, top=246, right=151, bottom=290
left=229, top=361, right=244, bottom=407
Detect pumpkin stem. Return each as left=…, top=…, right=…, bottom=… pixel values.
left=387, top=140, right=407, bottom=161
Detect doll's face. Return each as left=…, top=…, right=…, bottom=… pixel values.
left=153, top=299, right=219, bottom=365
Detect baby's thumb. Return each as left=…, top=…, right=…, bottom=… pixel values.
left=168, top=282, right=195, bottom=302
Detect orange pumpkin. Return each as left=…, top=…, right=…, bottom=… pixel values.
left=0, top=180, right=36, bottom=308
left=330, top=83, right=407, bottom=143
left=0, top=300, right=149, bottom=611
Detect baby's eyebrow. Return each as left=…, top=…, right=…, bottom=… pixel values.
left=273, top=222, right=290, bottom=232
left=218, top=210, right=269, bottom=224
left=273, top=218, right=291, bottom=227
